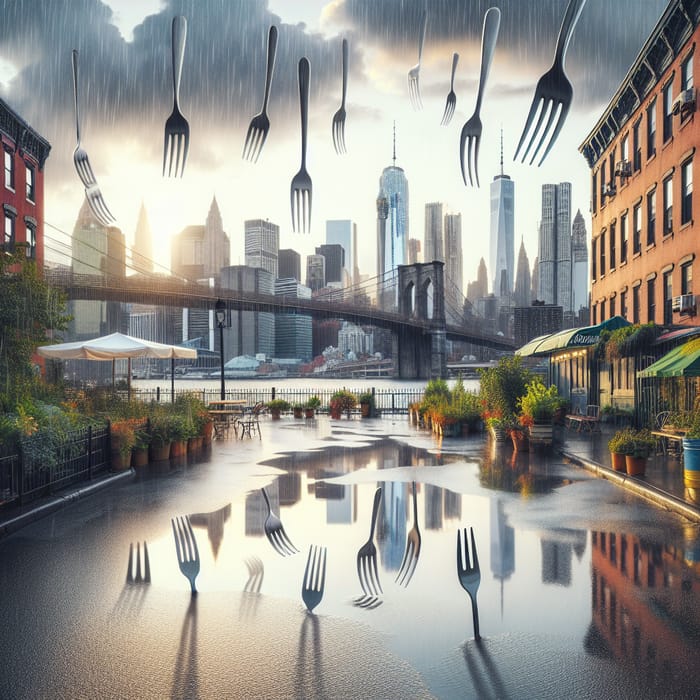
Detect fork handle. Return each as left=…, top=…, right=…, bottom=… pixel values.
left=298, top=57, right=310, bottom=169
left=261, top=25, right=278, bottom=112
left=474, top=7, right=500, bottom=114
left=368, top=486, right=382, bottom=540
left=553, top=0, right=587, bottom=67
left=471, top=597, right=481, bottom=641
left=417, top=8, right=427, bottom=62
left=449, top=52, right=459, bottom=91
left=340, top=38, right=348, bottom=107
left=71, top=49, right=81, bottom=144
left=171, top=15, right=187, bottom=107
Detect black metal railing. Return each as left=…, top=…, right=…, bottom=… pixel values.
left=0, top=423, right=111, bottom=511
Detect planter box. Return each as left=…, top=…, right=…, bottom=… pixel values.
left=529, top=422, right=553, bottom=445
left=149, top=442, right=171, bottom=462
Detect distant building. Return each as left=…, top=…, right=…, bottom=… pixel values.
left=489, top=143, right=515, bottom=297
left=274, top=278, right=312, bottom=361
left=571, top=209, right=589, bottom=323
left=424, top=202, right=444, bottom=263
left=306, top=254, right=325, bottom=291
left=408, top=238, right=421, bottom=264
left=513, top=304, right=564, bottom=347
left=444, top=212, right=463, bottom=296
left=278, top=248, right=301, bottom=281
left=338, top=321, right=373, bottom=357
left=466, top=257, right=488, bottom=303
left=0, top=97, right=50, bottom=268
left=326, top=219, right=357, bottom=285
left=245, top=218, right=279, bottom=278
left=316, top=243, right=345, bottom=285
left=132, top=202, right=154, bottom=275
left=513, top=238, right=532, bottom=307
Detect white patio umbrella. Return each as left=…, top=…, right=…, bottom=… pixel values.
left=37, top=332, right=197, bottom=399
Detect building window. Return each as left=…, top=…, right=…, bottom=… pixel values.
left=592, top=238, right=597, bottom=279
left=620, top=214, right=628, bottom=264
left=600, top=299, right=606, bottom=321
left=25, top=221, right=36, bottom=259
left=620, top=290, right=628, bottom=319
left=3, top=213, right=15, bottom=251
left=681, top=158, right=693, bottom=225
left=609, top=223, right=616, bottom=269
left=646, top=99, right=656, bottom=159
left=25, top=164, right=35, bottom=202
left=592, top=172, right=597, bottom=213
left=663, top=174, right=673, bottom=234
left=633, top=286, right=640, bottom=323
left=681, top=261, right=693, bottom=294
left=633, top=119, right=642, bottom=171
left=647, top=278, right=656, bottom=323
left=633, top=203, right=642, bottom=254
left=663, top=271, right=673, bottom=324
left=4, top=149, right=14, bottom=190
left=600, top=231, right=606, bottom=276
left=621, top=134, right=629, bottom=163
left=681, top=52, right=694, bottom=123
left=600, top=161, right=607, bottom=202
left=609, top=295, right=616, bottom=317
left=647, top=189, right=656, bottom=245
left=663, top=80, right=674, bottom=142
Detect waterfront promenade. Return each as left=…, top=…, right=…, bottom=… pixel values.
left=1, top=417, right=699, bottom=538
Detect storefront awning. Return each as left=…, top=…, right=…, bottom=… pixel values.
left=654, top=326, right=700, bottom=345
left=637, top=337, right=700, bottom=377
left=516, top=316, right=631, bottom=357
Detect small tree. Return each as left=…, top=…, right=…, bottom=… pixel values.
left=0, top=250, right=70, bottom=409
left=478, top=356, right=533, bottom=418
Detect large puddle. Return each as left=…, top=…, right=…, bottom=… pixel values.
left=0, top=418, right=699, bottom=698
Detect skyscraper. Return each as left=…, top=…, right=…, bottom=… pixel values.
left=571, top=209, right=589, bottom=320
left=132, top=202, right=153, bottom=274
left=444, top=212, right=463, bottom=294
left=306, top=254, right=325, bottom=292
left=489, top=139, right=515, bottom=297
left=326, top=220, right=357, bottom=285
left=513, top=238, right=532, bottom=307
left=245, top=219, right=279, bottom=278
left=376, top=124, right=408, bottom=308
left=424, top=202, right=444, bottom=263
left=316, top=243, right=345, bottom=285
left=278, top=248, right=301, bottom=281
left=538, top=182, right=572, bottom=315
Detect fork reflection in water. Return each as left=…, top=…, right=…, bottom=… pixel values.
left=457, top=526, right=482, bottom=641
left=172, top=515, right=200, bottom=595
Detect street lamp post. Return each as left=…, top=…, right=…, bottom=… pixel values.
left=215, top=299, right=226, bottom=400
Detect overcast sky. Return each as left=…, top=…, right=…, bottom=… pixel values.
left=0, top=0, right=668, bottom=289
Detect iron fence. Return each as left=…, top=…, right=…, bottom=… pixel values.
left=0, top=424, right=111, bottom=511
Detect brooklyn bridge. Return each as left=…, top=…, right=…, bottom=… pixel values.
left=45, top=260, right=515, bottom=379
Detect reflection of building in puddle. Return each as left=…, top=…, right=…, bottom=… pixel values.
left=586, top=529, right=700, bottom=694
left=379, top=480, right=407, bottom=571
left=189, top=504, right=231, bottom=559
left=540, top=529, right=586, bottom=586
left=490, top=500, right=514, bottom=617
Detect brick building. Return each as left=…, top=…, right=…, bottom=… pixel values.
left=580, top=0, right=700, bottom=328
left=1, top=98, right=50, bottom=267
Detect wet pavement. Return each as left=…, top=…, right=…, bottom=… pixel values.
left=0, top=416, right=699, bottom=699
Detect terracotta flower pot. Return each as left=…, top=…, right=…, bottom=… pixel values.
left=625, top=455, right=647, bottom=476
left=170, top=440, right=187, bottom=458
left=110, top=449, right=132, bottom=471
left=202, top=421, right=214, bottom=445
left=305, top=408, right=315, bottom=419
left=149, top=442, right=172, bottom=462
left=131, top=447, right=149, bottom=468
left=610, top=451, right=626, bottom=472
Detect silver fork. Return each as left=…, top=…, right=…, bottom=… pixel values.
left=290, top=57, right=312, bottom=233
left=172, top=515, right=200, bottom=595
left=460, top=7, right=500, bottom=187
left=301, top=544, right=327, bottom=613
left=407, top=8, right=427, bottom=110
left=71, top=49, right=96, bottom=187
left=242, top=25, right=277, bottom=163
left=85, top=183, right=116, bottom=227
left=513, top=0, right=587, bottom=166
left=440, top=52, right=459, bottom=126
left=457, top=527, right=481, bottom=641
left=332, top=38, right=348, bottom=155
left=163, top=15, right=189, bottom=177
left=395, top=481, right=421, bottom=587
left=356, top=486, right=382, bottom=596
left=261, top=487, right=299, bottom=556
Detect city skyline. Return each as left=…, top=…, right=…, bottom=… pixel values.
left=0, top=1, right=669, bottom=293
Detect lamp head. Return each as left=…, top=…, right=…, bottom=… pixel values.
left=215, top=299, right=226, bottom=327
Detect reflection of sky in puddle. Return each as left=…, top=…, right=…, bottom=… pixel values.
left=1, top=419, right=699, bottom=699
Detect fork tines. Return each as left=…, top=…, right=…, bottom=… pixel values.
left=353, top=594, right=383, bottom=610
left=85, top=185, right=116, bottom=226
left=395, top=541, right=418, bottom=587
left=74, top=151, right=97, bottom=188
left=357, top=551, right=382, bottom=597
left=457, top=526, right=479, bottom=573
left=408, top=71, right=422, bottom=111
left=332, top=108, right=346, bottom=155
left=441, top=94, right=455, bottom=127
left=126, top=541, right=151, bottom=584
left=514, top=90, right=569, bottom=167
left=266, top=523, right=299, bottom=556
left=163, top=126, right=190, bottom=177
left=242, top=119, right=268, bottom=163
left=460, top=124, right=481, bottom=188
left=291, top=187, right=312, bottom=234
left=172, top=515, right=200, bottom=594
left=302, top=545, right=327, bottom=612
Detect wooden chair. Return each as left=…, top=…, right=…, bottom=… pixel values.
left=238, top=402, right=266, bottom=439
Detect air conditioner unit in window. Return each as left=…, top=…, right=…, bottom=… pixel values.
left=603, top=183, right=617, bottom=198
left=672, top=88, right=696, bottom=115
left=614, top=160, right=632, bottom=177
left=680, top=294, right=696, bottom=314
left=672, top=295, right=682, bottom=312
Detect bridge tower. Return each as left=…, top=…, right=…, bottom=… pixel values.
left=396, top=261, right=447, bottom=379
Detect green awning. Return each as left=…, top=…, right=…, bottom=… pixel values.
left=637, top=337, right=700, bottom=377
left=516, top=316, right=631, bottom=357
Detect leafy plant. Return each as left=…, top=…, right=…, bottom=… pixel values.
left=330, top=390, right=357, bottom=413
left=305, top=395, right=321, bottom=409
left=478, top=357, right=533, bottom=418
left=517, top=378, right=560, bottom=421
left=266, top=399, right=291, bottom=412
left=608, top=428, right=655, bottom=457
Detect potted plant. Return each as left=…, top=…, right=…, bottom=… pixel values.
left=517, top=378, right=560, bottom=445
left=329, top=389, right=357, bottom=419
left=625, top=429, right=656, bottom=476
left=266, top=398, right=290, bottom=419
left=484, top=414, right=510, bottom=443
left=131, top=425, right=151, bottom=468
left=359, top=391, right=374, bottom=418
left=608, top=428, right=634, bottom=472
left=110, top=420, right=136, bottom=471
left=305, top=395, right=321, bottom=418
left=168, top=414, right=192, bottom=458
left=508, top=416, right=531, bottom=452
left=149, top=414, right=172, bottom=461
left=292, top=403, right=304, bottom=419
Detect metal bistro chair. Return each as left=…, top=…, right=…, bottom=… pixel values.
left=239, top=402, right=266, bottom=439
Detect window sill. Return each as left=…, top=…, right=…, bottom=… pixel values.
left=662, top=136, right=674, bottom=151
left=680, top=112, right=694, bottom=130
left=647, top=150, right=657, bottom=163
left=680, top=219, right=693, bottom=231
left=646, top=241, right=656, bottom=251
left=4, top=185, right=15, bottom=193
left=662, top=230, right=675, bottom=240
